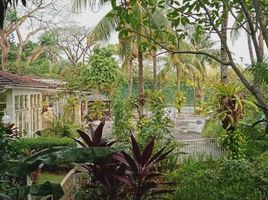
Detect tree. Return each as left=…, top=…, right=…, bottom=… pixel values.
left=75, top=46, right=125, bottom=95
left=108, top=0, right=268, bottom=131
left=53, top=25, right=93, bottom=65
left=220, top=3, right=229, bottom=84
left=164, top=0, right=268, bottom=131
left=0, top=0, right=26, bottom=29
left=0, top=0, right=71, bottom=69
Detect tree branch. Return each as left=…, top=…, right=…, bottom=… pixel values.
left=126, top=28, right=230, bottom=65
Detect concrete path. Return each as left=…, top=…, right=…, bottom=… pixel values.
left=171, top=114, right=207, bottom=140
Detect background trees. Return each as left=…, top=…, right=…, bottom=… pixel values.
left=0, top=0, right=71, bottom=70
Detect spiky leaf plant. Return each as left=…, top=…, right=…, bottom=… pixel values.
left=113, top=134, right=173, bottom=200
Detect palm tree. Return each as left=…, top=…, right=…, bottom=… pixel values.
left=220, top=3, right=229, bottom=84
left=73, top=0, right=171, bottom=117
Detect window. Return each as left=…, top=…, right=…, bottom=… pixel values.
left=30, top=94, right=41, bottom=133
left=0, top=94, right=6, bottom=112
left=14, top=95, right=29, bottom=136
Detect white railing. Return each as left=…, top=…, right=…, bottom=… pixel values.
left=178, top=138, right=225, bottom=159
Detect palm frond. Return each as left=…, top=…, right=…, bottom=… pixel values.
left=150, top=8, right=170, bottom=30
left=248, top=61, right=268, bottom=85
left=230, top=11, right=244, bottom=45
left=88, top=9, right=119, bottom=43
left=72, top=0, right=107, bottom=11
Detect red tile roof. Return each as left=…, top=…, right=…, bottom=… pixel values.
left=0, top=71, right=49, bottom=89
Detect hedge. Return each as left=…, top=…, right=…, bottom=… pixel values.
left=14, top=136, right=76, bottom=153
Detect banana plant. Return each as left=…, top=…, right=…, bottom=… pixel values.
left=1, top=143, right=119, bottom=199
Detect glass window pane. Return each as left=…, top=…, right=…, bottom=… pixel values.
left=15, top=96, right=19, bottom=110
left=0, top=94, right=6, bottom=102
left=31, top=95, right=33, bottom=107
left=0, top=104, right=6, bottom=111
left=20, top=96, right=23, bottom=109
left=25, top=95, right=28, bottom=108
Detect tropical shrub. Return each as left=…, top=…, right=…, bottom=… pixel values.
left=74, top=121, right=173, bottom=200
left=80, top=46, right=126, bottom=96
left=0, top=124, right=20, bottom=169
left=75, top=120, right=115, bottom=147
left=112, top=134, right=173, bottom=200
left=44, top=117, right=78, bottom=138
left=112, top=97, right=134, bottom=142
left=167, top=158, right=268, bottom=200
left=175, top=91, right=186, bottom=113
left=136, top=99, right=180, bottom=171
left=74, top=121, right=121, bottom=200
left=14, top=137, right=75, bottom=154
left=0, top=144, right=118, bottom=200
left=202, top=119, right=226, bottom=138
left=86, top=101, right=105, bottom=121
left=211, top=84, right=255, bottom=159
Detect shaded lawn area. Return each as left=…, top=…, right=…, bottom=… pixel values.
left=39, top=172, right=66, bottom=184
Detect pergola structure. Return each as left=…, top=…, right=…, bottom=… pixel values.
left=87, top=93, right=111, bottom=117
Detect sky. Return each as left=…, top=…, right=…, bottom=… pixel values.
left=72, top=4, right=259, bottom=66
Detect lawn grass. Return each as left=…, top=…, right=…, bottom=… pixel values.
left=38, top=172, right=66, bottom=184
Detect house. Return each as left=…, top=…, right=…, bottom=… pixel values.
left=0, top=71, right=88, bottom=137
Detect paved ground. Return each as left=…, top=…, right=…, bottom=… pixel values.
left=171, top=114, right=207, bottom=140
left=87, top=113, right=224, bottom=158
left=89, top=112, right=208, bottom=141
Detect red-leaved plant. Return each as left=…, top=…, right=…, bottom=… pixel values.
left=75, top=120, right=115, bottom=147
left=74, top=120, right=123, bottom=199
left=113, top=134, right=173, bottom=200
left=73, top=121, right=173, bottom=200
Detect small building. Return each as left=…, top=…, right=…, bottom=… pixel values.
left=0, top=71, right=88, bottom=137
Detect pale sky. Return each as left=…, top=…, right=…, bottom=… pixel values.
left=72, top=4, right=261, bottom=66
left=18, top=2, right=266, bottom=66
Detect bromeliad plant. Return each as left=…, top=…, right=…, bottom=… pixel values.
left=213, top=83, right=257, bottom=159
left=214, top=84, right=246, bottom=132
left=113, top=134, right=173, bottom=200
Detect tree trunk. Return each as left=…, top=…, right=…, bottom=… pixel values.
left=252, top=0, right=268, bottom=51
left=247, top=23, right=255, bottom=64
left=220, top=4, right=229, bottom=84
left=0, top=30, right=10, bottom=71
left=16, top=43, right=25, bottom=62
left=138, top=50, right=144, bottom=118
left=1, top=46, right=9, bottom=70
left=176, top=64, right=180, bottom=91
left=128, top=59, right=133, bottom=96
left=27, top=45, right=44, bottom=64
left=152, top=52, right=157, bottom=90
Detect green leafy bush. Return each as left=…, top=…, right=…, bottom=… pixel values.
left=14, top=137, right=75, bottom=153
left=112, top=97, right=134, bottom=142
left=86, top=101, right=105, bottom=121
left=202, top=119, right=226, bottom=138
left=166, top=158, right=268, bottom=200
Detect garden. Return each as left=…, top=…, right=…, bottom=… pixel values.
left=1, top=0, right=268, bottom=200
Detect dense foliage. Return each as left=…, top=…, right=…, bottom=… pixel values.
left=167, top=157, right=268, bottom=200
left=14, top=137, right=75, bottom=154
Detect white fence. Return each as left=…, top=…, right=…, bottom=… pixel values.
left=178, top=138, right=225, bottom=159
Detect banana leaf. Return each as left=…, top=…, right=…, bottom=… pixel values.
left=3, top=147, right=119, bottom=177
left=5, top=181, right=63, bottom=200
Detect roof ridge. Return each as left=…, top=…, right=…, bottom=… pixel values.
left=0, top=70, right=49, bottom=89
left=0, top=71, right=20, bottom=85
